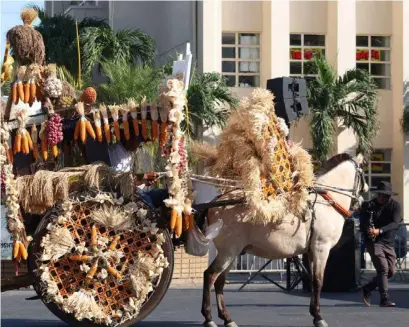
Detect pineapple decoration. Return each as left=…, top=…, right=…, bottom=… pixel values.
left=80, top=87, right=97, bottom=105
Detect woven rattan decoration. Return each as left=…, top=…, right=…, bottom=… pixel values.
left=37, top=194, right=169, bottom=327
left=261, top=112, right=296, bottom=199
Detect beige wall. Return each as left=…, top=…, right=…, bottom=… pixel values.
left=222, top=0, right=262, bottom=32
left=290, top=0, right=327, bottom=34
left=356, top=1, right=392, bottom=35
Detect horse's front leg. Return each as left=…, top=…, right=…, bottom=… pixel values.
left=309, top=247, right=330, bottom=327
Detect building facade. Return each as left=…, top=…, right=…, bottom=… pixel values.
left=46, top=0, right=409, bottom=221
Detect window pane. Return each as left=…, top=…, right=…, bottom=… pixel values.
left=290, top=62, right=302, bottom=75
left=303, top=48, right=324, bottom=60
left=239, top=75, right=260, bottom=87
left=357, top=63, right=369, bottom=73
left=374, top=78, right=391, bottom=89
left=222, top=47, right=235, bottom=59
left=371, top=63, right=391, bottom=76
left=304, top=34, right=325, bottom=46
left=223, top=75, right=236, bottom=87
left=370, top=163, right=391, bottom=174
left=356, top=49, right=369, bottom=61
left=371, top=36, right=391, bottom=48
left=239, top=47, right=260, bottom=59
left=290, top=34, right=302, bottom=46
left=222, top=33, right=235, bottom=45
left=290, top=48, right=302, bottom=60
left=371, top=49, right=390, bottom=62
left=356, top=36, right=369, bottom=47
left=304, top=61, right=318, bottom=75
left=239, top=62, right=260, bottom=73
left=222, top=61, right=235, bottom=73
left=371, top=149, right=392, bottom=161
left=239, top=33, right=260, bottom=45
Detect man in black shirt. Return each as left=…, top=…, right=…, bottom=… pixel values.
left=360, top=181, right=401, bottom=307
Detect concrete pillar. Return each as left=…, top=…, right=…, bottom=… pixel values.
left=326, top=0, right=357, bottom=156
left=261, top=0, right=290, bottom=87
left=197, top=0, right=222, bottom=73
left=393, top=0, right=408, bottom=220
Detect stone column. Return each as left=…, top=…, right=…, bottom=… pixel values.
left=327, top=0, right=357, bottom=156
left=197, top=0, right=222, bottom=73
left=261, top=0, right=290, bottom=87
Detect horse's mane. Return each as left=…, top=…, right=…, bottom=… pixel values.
left=315, top=153, right=353, bottom=176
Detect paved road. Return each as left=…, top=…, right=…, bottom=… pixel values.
left=1, top=284, right=408, bottom=327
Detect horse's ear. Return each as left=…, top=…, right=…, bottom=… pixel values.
left=355, top=153, right=365, bottom=165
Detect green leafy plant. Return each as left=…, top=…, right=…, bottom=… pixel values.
left=307, top=55, right=379, bottom=162
left=186, top=70, right=239, bottom=138
left=401, top=105, right=409, bottom=134
left=28, top=5, right=108, bottom=78
left=1, top=80, right=11, bottom=97
left=96, top=59, right=164, bottom=105
left=80, top=27, right=156, bottom=75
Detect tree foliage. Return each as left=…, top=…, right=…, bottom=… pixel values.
left=401, top=105, right=409, bottom=134
left=96, top=59, right=164, bottom=105
left=29, top=5, right=108, bottom=77
left=186, top=71, right=239, bottom=138
left=80, top=27, right=156, bottom=75
left=307, top=55, right=379, bottom=162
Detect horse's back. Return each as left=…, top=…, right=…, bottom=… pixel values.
left=208, top=191, right=312, bottom=260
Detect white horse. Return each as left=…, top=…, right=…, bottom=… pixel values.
left=201, top=153, right=368, bottom=327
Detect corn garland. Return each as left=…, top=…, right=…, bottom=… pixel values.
left=1, top=121, right=28, bottom=262
left=162, top=79, right=194, bottom=238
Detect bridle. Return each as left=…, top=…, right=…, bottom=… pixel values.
left=311, top=159, right=366, bottom=218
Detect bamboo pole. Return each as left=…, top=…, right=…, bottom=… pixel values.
left=75, top=20, right=81, bottom=88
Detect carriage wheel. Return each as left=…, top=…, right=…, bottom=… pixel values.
left=29, top=197, right=174, bottom=327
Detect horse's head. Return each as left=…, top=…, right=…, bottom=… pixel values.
left=350, top=153, right=369, bottom=211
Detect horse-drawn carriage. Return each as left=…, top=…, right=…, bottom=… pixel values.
left=1, top=9, right=370, bottom=327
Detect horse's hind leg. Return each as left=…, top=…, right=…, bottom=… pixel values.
left=308, top=247, right=330, bottom=327
left=202, top=252, right=236, bottom=327
left=215, top=262, right=237, bottom=327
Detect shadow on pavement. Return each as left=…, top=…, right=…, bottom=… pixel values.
left=1, top=320, right=67, bottom=327
left=0, top=320, right=203, bottom=327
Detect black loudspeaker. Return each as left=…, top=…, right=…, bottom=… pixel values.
left=302, top=219, right=361, bottom=292
left=266, top=77, right=309, bottom=125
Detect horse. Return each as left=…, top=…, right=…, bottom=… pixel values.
left=201, top=153, right=368, bottom=327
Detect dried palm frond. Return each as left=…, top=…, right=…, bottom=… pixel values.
left=90, top=205, right=134, bottom=231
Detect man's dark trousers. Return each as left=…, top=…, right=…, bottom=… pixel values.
left=364, top=241, right=396, bottom=297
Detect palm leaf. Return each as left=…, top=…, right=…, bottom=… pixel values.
left=96, top=59, right=164, bottom=105
left=186, top=71, right=238, bottom=138
left=307, top=55, right=379, bottom=162
left=80, top=27, right=156, bottom=75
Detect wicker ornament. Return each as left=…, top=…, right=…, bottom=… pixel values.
left=37, top=195, right=169, bottom=326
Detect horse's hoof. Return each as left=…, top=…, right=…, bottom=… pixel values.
left=204, top=321, right=218, bottom=327
left=314, top=320, right=329, bottom=327
left=225, top=322, right=239, bottom=327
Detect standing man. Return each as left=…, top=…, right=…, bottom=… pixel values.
left=360, top=181, right=401, bottom=307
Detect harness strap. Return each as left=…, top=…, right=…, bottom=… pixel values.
left=319, top=192, right=352, bottom=218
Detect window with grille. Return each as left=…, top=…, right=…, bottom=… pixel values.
left=222, top=32, right=261, bottom=88
left=289, top=34, right=326, bottom=81
left=363, top=149, right=392, bottom=200
left=70, top=1, right=98, bottom=6
left=356, top=36, right=391, bottom=90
